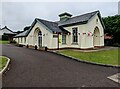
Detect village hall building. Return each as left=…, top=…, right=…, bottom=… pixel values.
left=14, top=10, right=105, bottom=49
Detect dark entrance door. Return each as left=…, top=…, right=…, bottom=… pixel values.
left=38, top=31, right=42, bottom=48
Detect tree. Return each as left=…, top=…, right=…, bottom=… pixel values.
left=2, top=35, right=8, bottom=41
left=15, top=31, right=23, bottom=34
left=23, top=26, right=31, bottom=31
left=103, top=15, right=120, bottom=46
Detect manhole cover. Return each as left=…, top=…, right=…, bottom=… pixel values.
left=107, top=73, right=120, bottom=83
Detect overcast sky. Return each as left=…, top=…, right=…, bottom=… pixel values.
left=0, top=1, right=119, bottom=31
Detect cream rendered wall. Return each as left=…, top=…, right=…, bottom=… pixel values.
left=51, top=36, right=58, bottom=49
left=60, top=13, right=104, bottom=49
left=13, top=38, right=16, bottom=42
left=22, top=37, right=24, bottom=44
left=27, top=22, right=56, bottom=49
left=60, top=24, right=87, bottom=48
left=14, top=13, right=104, bottom=49
left=14, top=22, right=58, bottom=49
left=87, top=13, right=104, bottom=47
left=17, top=38, right=19, bottom=43
left=14, top=38, right=19, bottom=44
left=18, top=37, right=24, bottom=44
left=14, top=37, right=25, bottom=45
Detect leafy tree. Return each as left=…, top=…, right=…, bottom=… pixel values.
left=23, top=26, right=30, bottom=31
left=15, top=31, right=23, bottom=34
left=103, top=15, right=120, bottom=46
left=15, top=26, right=30, bottom=34
left=2, top=35, right=8, bottom=41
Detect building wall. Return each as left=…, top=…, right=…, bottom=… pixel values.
left=14, top=13, right=104, bottom=49
left=59, top=24, right=87, bottom=48
left=14, top=37, right=28, bottom=46
left=87, top=14, right=104, bottom=47
left=14, top=38, right=18, bottom=43
left=50, top=34, right=58, bottom=49
left=59, top=13, right=104, bottom=49
left=25, top=22, right=57, bottom=49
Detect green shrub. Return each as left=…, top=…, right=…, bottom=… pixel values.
left=10, top=40, right=17, bottom=44
left=2, top=35, right=8, bottom=41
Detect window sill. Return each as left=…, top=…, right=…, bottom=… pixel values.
left=62, top=43, right=67, bottom=45
left=72, top=43, right=78, bottom=45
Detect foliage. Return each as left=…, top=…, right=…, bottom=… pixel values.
left=103, top=15, right=120, bottom=46
left=59, top=49, right=119, bottom=66
left=15, top=31, right=23, bottom=34
left=23, top=26, right=31, bottom=31
left=15, top=26, right=30, bottom=34
left=2, top=35, right=9, bottom=41
left=10, top=40, right=17, bottom=44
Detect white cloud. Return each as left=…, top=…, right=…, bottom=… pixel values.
left=0, top=2, right=2, bottom=28
left=1, top=0, right=120, bottom=2
left=118, top=1, right=120, bottom=14
left=1, top=2, right=118, bottom=31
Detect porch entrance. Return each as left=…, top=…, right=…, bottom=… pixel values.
left=34, top=27, right=42, bottom=48
left=93, top=27, right=100, bottom=47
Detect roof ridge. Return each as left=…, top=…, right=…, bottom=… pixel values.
left=14, top=29, right=28, bottom=37
left=71, top=10, right=99, bottom=19
left=36, top=18, right=57, bottom=23
left=56, top=10, right=99, bottom=24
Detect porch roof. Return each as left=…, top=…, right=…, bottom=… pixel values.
left=36, top=18, right=69, bottom=34
left=14, top=30, right=28, bottom=37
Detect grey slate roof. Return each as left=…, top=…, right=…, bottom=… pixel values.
left=14, top=10, right=104, bottom=37
left=58, top=11, right=99, bottom=26
left=14, top=30, right=28, bottom=37
left=37, top=18, right=63, bottom=33
left=14, top=19, right=69, bottom=37
left=36, top=18, right=70, bottom=33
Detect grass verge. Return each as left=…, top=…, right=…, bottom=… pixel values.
left=0, top=56, right=8, bottom=71
left=0, top=40, right=9, bottom=44
left=59, top=49, right=119, bottom=66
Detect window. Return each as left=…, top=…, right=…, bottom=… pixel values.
left=96, top=19, right=98, bottom=24
left=24, top=37, right=26, bottom=43
left=72, top=28, right=78, bottom=43
left=53, top=34, right=58, bottom=38
left=21, top=37, right=22, bottom=43
left=62, top=35, right=66, bottom=44
left=18, top=38, right=19, bottom=43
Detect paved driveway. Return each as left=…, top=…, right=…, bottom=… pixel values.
left=1, top=44, right=119, bottom=87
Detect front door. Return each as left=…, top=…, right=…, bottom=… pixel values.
left=38, top=31, right=42, bottom=48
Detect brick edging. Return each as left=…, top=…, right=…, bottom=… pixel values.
left=0, top=56, right=11, bottom=74
left=48, top=51, right=120, bottom=68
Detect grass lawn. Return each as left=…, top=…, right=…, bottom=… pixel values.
left=0, top=56, right=8, bottom=71
left=0, top=40, right=9, bottom=44
left=59, top=49, right=119, bottom=66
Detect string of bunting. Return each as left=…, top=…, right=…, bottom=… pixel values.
left=66, top=32, right=104, bottom=37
